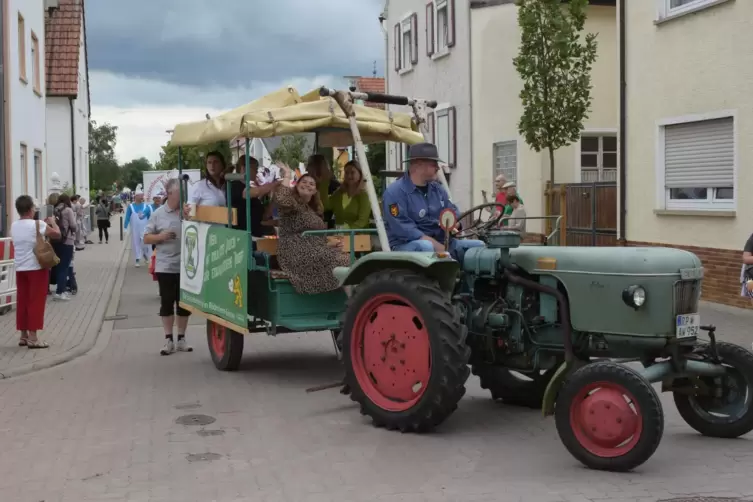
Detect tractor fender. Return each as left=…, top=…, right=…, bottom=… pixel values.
left=333, top=251, right=460, bottom=293
left=541, top=359, right=588, bottom=416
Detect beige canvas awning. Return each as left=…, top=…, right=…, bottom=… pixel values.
left=169, top=87, right=424, bottom=147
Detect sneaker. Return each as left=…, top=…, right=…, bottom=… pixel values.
left=98, top=241, right=102, bottom=244
left=70, top=289, right=78, bottom=296
left=135, top=261, right=140, bottom=268
left=160, top=340, right=175, bottom=356
left=53, top=293, right=71, bottom=301
left=176, top=338, right=193, bottom=352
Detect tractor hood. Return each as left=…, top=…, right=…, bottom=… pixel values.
left=510, top=246, right=702, bottom=277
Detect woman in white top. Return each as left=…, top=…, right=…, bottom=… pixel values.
left=11, top=195, right=61, bottom=348
left=186, top=151, right=227, bottom=214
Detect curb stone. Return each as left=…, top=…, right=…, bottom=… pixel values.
left=0, top=236, right=130, bottom=379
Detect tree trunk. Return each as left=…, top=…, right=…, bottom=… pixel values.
left=548, top=147, right=555, bottom=186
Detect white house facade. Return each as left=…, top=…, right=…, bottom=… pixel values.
left=4, top=0, right=47, bottom=231
left=383, top=0, right=473, bottom=209
left=44, top=0, right=90, bottom=198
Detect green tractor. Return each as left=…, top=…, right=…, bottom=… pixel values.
left=171, top=86, right=753, bottom=473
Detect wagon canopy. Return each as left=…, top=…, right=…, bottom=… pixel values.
left=169, top=86, right=424, bottom=147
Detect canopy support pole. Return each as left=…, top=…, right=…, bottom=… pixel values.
left=325, top=90, right=390, bottom=252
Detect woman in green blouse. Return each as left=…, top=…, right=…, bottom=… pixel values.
left=329, top=160, right=372, bottom=229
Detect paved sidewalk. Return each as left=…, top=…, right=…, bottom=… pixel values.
left=0, top=224, right=127, bottom=378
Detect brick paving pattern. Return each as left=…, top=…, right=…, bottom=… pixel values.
left=0, top=224, right=125, bottom=377
left=0, top=262, right=752, bottom=500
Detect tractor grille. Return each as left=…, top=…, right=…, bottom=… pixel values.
left=674, top=280, right=701, bottom=316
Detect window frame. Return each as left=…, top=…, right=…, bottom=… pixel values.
left=20, top=143, right=28, bottom=195
left=31, top=31, right=40, bottom=95
left=428, top=0, right=455, bottom=60
left=493, top=140, right=519, bottom=189
left=33, top=149, right=42, bottom=200
left=395, top=13, right=418, bottom=75
left=655, top=110, right=737, bottom=212
left=578, top=132, right=618, bottom=183
left=434, top=104, right=457, bottom=169
left=657, top=0, right=733, bottom=22
left=18, top=13, right=26, bottom=83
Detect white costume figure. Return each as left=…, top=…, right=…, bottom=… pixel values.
left=124, top=184, right=152, bottom=267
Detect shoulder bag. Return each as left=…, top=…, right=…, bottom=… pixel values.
left=33, top=220, right=60, bottom=269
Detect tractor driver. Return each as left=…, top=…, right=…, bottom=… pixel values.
left=382, top=142, right=484, bottom=264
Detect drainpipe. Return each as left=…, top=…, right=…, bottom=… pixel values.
left=69, top=97, right=76, bottom=190
left=0, top=3, right=6, bottom=234
left=467, top=2, right=474, bottom=206
left=618, top=0, right=627, bottom=243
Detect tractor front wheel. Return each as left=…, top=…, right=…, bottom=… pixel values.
left=674, top=342, right=753, bottom=438
left=342, top=269, right=471, bottom=432
left=555, top=361, right=663, bottom=472
left=207, top=320, right=244, bottom=371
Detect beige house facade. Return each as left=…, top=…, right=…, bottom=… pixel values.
left=622, top=0, right=747, bottom=307
left=469, top=0, right=618, bottom=236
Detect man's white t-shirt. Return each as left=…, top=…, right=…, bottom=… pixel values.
left=11, top=219, right=48, bottom=271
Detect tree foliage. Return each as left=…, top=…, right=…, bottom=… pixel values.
left=154, top=141, right=233, bottom=173
left=513, top=0, right=598, bottom=184
left=271, top=135, right=309, bottom=168
left=121, top=157, right=154, bottom=189
left=89, top=120, right=120, bottom=191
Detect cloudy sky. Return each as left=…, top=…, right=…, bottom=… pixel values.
left=86, top=0, right=386, bottom=164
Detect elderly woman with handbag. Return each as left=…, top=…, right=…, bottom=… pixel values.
left=10, top=195, right=61, bottom=348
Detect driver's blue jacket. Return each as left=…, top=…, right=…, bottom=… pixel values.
left=382, top=175, right=459, bottom=248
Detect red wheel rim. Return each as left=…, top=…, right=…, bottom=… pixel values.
left=350, top=294, right=432, bottom=412
left=210, top=322, right=226, bottom=359
left=569, top=381, right=643, bottom=458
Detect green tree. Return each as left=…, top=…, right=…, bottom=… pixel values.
left=154, top=141, right=232, bottom=173
left=271, top=135, right=308, bottom=168
left=89, top=120, right=120, bottom=190
left=120, top=157, right=154, bottom=189
left=513, top=0, right=598, bottom=184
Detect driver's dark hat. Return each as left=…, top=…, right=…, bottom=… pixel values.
left=403, top=142, right=443, bottom=164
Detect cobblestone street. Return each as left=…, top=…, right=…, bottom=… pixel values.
left=0, top=258, right=752, bottom=501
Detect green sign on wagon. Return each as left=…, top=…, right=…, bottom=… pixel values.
left=180, top=222, right=248, bottom=327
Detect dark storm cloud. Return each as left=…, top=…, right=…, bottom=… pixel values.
left=85, top=0, right=387, bottom=87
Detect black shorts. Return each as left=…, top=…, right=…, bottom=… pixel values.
left=156, top=272, right=190, bottom=317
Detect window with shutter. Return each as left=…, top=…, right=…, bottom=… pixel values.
left=446, top=0, right=456, bottom=48
left=435, top=106, right=457, bottom=169
left=426, top=2, right=435, bottom=56
left=427, top=112, right=435, bottom=143
left=661, top=115, right=735, bottom=210
left=411, top=14, right=418, bottom=65
left=394, top=23, right=401, bottom=72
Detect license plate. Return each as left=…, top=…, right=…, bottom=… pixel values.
left=676, top=313, right=700, bottom=339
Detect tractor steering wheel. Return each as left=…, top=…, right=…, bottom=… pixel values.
left=454, top=202, right=505, bottom=239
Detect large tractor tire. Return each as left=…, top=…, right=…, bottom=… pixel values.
left=207, top=320, right=244, bottom=371
left=472, top=365, right=558, bottom=409
left=342, top=269, right=471, bottom=432
left=673, top=342, right=753, bottom=439
left=555, top=361, right=664, bottom=472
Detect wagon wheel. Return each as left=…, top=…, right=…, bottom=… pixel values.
left=472, top=364, right=558, bottom=409
left=555, top=361, right=664, bottom=472
left=341, top=269, right=471, bottom=432
left=673, top=342, right=753, bottom=438
left=206, top=320, right=244, bottom=371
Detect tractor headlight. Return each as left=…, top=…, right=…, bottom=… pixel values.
left=622, top=285, right=646, bottom=310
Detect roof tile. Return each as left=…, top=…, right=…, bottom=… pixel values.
left=354, top=77, right=385, bottom=109
left=45, top=0, right=82, bottom=96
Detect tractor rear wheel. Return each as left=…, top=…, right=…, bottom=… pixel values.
left=207, top=320, right=244, bottom=371
left=555, top=361, right=663, bottom=472
left=472, top=365, right=557, bottom=409
left=342, top=269, right=471, bottom=432
left=673, top=342, right=753, bottom=438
